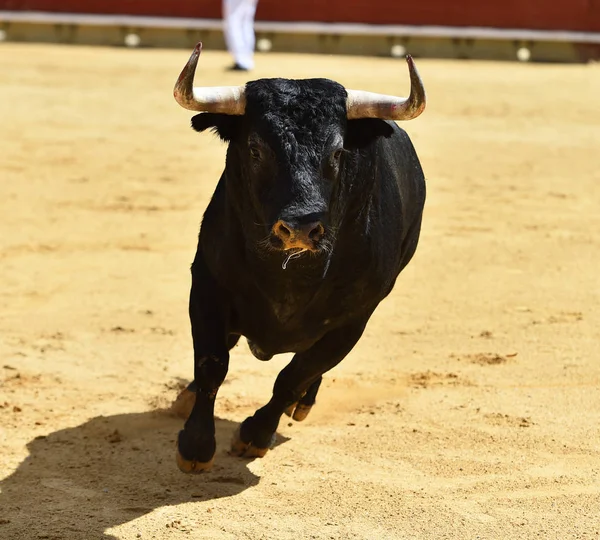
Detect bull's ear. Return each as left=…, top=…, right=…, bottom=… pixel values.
left=345, top=118, right=395, bottom=149
left=191, top=113, right=242, bottom=142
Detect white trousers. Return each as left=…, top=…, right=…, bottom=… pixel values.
left=223, top=0, right=258, bottom=69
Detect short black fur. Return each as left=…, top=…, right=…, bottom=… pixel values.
left=177, top=76, right=426, bottom=469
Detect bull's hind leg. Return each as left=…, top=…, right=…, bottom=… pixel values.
left=176, top=258, right=232, bottom=474
left=230, top=322, right=366, bottom=458
left=284, top=376, right=322, bottom=421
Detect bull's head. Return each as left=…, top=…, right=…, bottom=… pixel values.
left=174, top=43, right=426, bottom=266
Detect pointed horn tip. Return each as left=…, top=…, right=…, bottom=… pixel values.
left=188, top=42, right=203, bottom=63
left=182, top=42, right=202, bottom=66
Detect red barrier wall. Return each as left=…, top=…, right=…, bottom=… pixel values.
left=1, top=0, right=599, bottom=32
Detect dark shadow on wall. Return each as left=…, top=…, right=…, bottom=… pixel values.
left=0, top=410, right=288, bottom=539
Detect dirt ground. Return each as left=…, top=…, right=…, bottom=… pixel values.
left=1, top=43, right=599, bottom=539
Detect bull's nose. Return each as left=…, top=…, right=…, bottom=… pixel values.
left=303, top=221, right=325, bottom=242
left=272, top=220, right=325, bottom=250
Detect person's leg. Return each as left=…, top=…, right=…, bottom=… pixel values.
left=222, top=0, right=235, bottom=62
left=223, top=0, right=254, bottom=70
left=238, top=0, right=258, bottom=70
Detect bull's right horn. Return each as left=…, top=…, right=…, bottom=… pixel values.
left=174, top=42, right=246, bottom=115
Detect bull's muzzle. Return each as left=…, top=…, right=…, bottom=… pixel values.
left=272, top=219, right=325, bottom=252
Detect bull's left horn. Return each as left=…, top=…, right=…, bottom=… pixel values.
left=174, top=42, right=246, bottom=115
left=346, top=55, right=426, bottom=121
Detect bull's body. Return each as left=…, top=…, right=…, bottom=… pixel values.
left=199, top=122, right=424, bottom=357
left=173, top=48, right=426, bottom=472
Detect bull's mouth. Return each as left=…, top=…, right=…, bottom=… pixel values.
left=268, top=234, right=321, bottom=254
left=282, top=247, right=308, bottom=270
left=271, top=233, right=320, bottom=253
left=259, top=221, right=330, bottom=269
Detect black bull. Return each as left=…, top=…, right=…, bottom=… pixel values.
left=173, top=46, right=427, bottom=473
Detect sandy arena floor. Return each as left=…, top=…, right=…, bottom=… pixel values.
left=1, top=43, right=599, bottom=539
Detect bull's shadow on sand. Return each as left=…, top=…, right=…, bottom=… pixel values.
left=1, top=410, right=286, bottom=539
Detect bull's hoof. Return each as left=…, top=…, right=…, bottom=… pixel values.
left=284, top=402, right=312, bottom=422
left=176, top=429, right=216, bottom=474
left=292, top=403, right=312, bottom=422
left=171, top=386, right=196, bottom=419
left=176, top=448, right=214, bottom=473
left=229, top=427, right=274, bottom=458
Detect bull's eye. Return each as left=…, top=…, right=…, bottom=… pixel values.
left=332, top=149, right=343, bottom=162
left=249, top=145, right=261, bottom=161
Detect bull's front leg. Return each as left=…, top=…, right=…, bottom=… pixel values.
left=176, top=259, right=231, bottom=474
left=230, top=321, right=367, bottom=458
